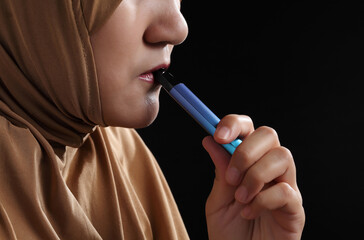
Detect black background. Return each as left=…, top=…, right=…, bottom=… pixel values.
left=138, top=2, right=364, bottom=239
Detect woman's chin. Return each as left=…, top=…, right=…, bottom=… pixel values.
left=130, top=108, right=160, bottom=129
left=102, top=102, right=160, bottom=129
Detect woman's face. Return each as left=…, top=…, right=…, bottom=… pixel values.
left=91, top=0, right=188, bottom=128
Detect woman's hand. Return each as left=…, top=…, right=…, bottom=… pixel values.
left=203, top=115, right=305, bottom=240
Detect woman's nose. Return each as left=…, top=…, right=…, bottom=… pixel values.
left=143, top=0, right=188, bottom=46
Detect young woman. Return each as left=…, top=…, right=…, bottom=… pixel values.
left=0, top=0, right=305, bottom=239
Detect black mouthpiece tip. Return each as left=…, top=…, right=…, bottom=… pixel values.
left=154, top=69, right=179, bottom=91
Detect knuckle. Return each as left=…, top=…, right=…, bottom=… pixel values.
left=235, top=145, right=252, bottom=162
left=239, top=115, right=253, bottom=125
left=227, top=113, right=240, bottom=119
left=275, top=146, right=293, bottom=162
left=221, top=114, right=239, bottom=123
left=257, top=126, right=278, bottom=139
left=222, top=114, right=253, bottom=127
left=279, top=182, right=296, bottom=199
left=233, top=142, right=260, bottom=173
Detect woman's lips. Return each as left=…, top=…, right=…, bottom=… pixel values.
left=139, top=64, right=169, bottom=84
left=139, top=72, right=154, bottom=83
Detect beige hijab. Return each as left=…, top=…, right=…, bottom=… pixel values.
left=0, top=0, right=188, bottom=239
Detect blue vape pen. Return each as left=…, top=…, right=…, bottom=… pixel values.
left=154, top=69, right=242, bottom=155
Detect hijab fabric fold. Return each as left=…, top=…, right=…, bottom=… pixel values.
left=0, top=0, right=122, bottom=147
left=0, top=0, right=189, bottom=239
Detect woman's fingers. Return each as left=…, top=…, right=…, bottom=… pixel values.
left=240, top=182, right=303, bottom=222
left=205, top=114, right=305, bottom=238
left=208, top=114, right=300, bottom=216
left=234, top=146, right=296, bottom=204
left=204, top=114, right=255, bottom=213
left=225, top=126, right=281, bottom=186
left=214, top=114, right=254, bottom=144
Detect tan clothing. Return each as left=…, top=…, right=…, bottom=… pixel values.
left=0, top=0, right=189, bottom=239
left=0, top=109, right=188, bottom=239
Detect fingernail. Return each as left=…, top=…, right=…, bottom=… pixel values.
left=216, top=126, right=230, bottom=140
left=235, top=186, right=248, bottom=203
left=226, top=167, right=241, bottom=185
